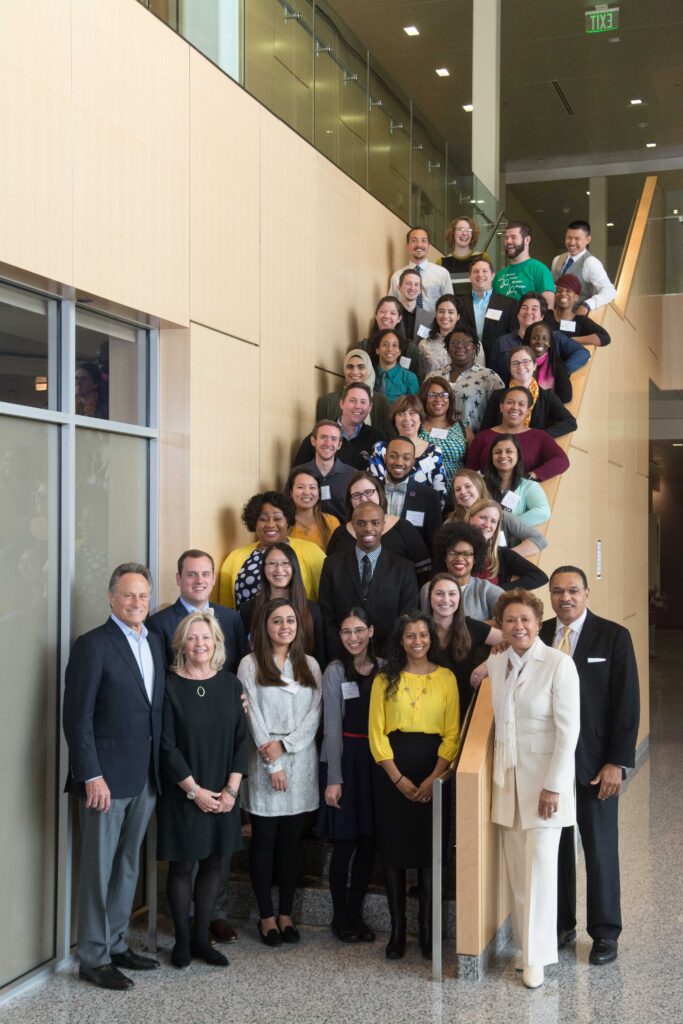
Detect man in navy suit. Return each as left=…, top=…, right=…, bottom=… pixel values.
left=148, top=549, right=248, bottom=673
left=541, top=566, right=640, bottom=966
left=382, top=436, right=443, bottom=554
left=63, top=563, right=166, bottom=990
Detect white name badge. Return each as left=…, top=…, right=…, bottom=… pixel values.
left=501, top=489, right=520, bottom=512
left=399, top=356, right=412, bottom=369
left=320, top=484, right=332, bottom=501
left=342, top=681, right=360, bottom=700
left=417, top=324, right=431, bottom=339
left=406, top=509, right=425, bottom=527
left=430, top=427, right=449, bottom=440
left=498, top=531, right=508, bottom=547
left=485, top=307, right=503, bottom=321
left=587, top=657, right=606, bottom=663
left=559, top=319, right=576, bottom=333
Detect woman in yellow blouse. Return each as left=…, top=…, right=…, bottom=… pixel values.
left=286, top=469, right=340, bottom=552
left=369, top=612, right=459, bottom=961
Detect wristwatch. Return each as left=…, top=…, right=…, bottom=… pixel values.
left=187, top=783, right=199, bottom=801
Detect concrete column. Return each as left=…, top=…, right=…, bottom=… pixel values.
left=472, top=0, right=500, bottom=200
left=588, top=176, right=608, bottom=262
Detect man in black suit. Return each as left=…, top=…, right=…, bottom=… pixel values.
left=292, top=383, right=387, bottom=470
left=318, top=501, right=419, bottom=660
left=541, top=565, right=640, bottom=966
left=63, top=563, right=165, bottom=990
left=459, top=257, right=517, bottom=365
left=148, top=549, right=248, bottom=673
left=382, top=436, right=442, bottom=554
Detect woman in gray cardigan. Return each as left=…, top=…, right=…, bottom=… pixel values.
left=319, top=607, right=383, bottom=943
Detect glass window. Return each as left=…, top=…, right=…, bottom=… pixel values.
left=74, top=429, right=149, bottom=637
left=0, top=282, right=57, bottom=411
left=0, top=417, right=59, bottom=984
left=75, top=310, right=149, bottom=426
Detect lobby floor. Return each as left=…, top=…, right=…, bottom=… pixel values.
left=2, top=631, right=682, bottom=1024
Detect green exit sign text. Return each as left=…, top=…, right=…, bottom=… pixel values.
left=585, top=6, right=619, bottom=34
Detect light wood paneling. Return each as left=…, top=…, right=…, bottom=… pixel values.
left=0, top=0, right=72, bottom=282
left=189, top=53, right=260, bottom=342
left=158, top=327, right=191, bottom=606
left=71, top=0, right=190, bottom=325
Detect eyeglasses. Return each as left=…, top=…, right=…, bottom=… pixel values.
left=447, top=548, right=475, bottom=560
left=350, top=487, right=377, bottom=503
left=510, top=359, right=533, bottom=368
left=340, top=626, right=369, bottom=638
left=428, top=391, right=450, bottom=400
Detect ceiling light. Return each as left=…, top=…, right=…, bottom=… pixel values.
left=586, top=190, right=591, bottom=196
left=673, top=442, right=683, bottom=447
left=646, top=142, right=657, bottom=148
left=606, top=222, right=614, bottom=227
left=462, top=103, right=474, bottom=112
left=673, top=209, right=680, bottom=215
left=435, top=68, right=450, bottom=77
left=403, top=25, right=419, bottom=36
left=630, top=98, right=643, bottom=105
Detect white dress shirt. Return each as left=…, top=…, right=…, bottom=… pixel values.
left=550, top=249, right=616, bottom=310
left=389, top=261, right=453, bottom=313
left=553, top=609, right=588, bottom=657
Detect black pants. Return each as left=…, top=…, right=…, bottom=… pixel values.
left=557, top=783, right=621, bottom=940
left=250, top=812, right=309, bottom=919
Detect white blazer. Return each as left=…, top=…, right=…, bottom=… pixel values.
left=490, top=639, right=580, bottom=830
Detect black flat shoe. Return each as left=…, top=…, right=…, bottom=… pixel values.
left=355, top=920, right=376, bottom=943
left=190, top=941, right=229, bottom=966
left=279, top=924, right=300, bottom=944
left=170, top=944, right=191, bottom=968
left=258, top=924, right=283, bottom=947
left=331, top=920, right=361, bottom=943
left=79, top=964, right=134, bottom=990
left=111, top=949, right=159, bottom=970
left=385, top=935, right=406, bottom=960
left=589, top=938, right=618, bottom=965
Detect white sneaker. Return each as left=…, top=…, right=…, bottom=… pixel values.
left=522, top=966, right=544, bottom=989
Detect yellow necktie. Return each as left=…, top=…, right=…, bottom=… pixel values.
left=556, top=625, right=571, bottom=655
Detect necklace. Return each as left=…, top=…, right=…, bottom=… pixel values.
left=196, top=685, right=205, bottom=697
left=403, top=673, right=430, bottom=708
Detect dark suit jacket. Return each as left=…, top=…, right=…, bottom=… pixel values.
left=318, top=548, right=419, bottom=660
left=397, top=480, right=443, bottom=554
left=147, top=599, right=249, bottom=673
left=479, top=385, right=577, bottom=439
left=540, top=610, right=640, bottom=785
left=63, top=618, right=166, bottom=798
left=459, top=292, right=518, bottom=364
left=293, top=424, right=388, bottom=471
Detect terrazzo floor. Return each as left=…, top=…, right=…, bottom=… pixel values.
left=2, top=631, right=682, bottom=1024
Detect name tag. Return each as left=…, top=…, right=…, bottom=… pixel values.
left=498, top=531, right=508, bottom=547
left=485, top=307, right=503, bottom=321
left=417, top=325, right=431, bottom=339
left=406, top=509, right=425, bottom=527
left=342, top=681, right=360, bottom=700
left=587, top=657, right=606, bottom=663
left=320, top=484, right=331, bottom=501
left=560, top=319, right=576, bottom=333
left=501, top=490, right=519, bottom=512
left=399, top=356, right=412, bottom=369
left=430, top=427, right=449, bottom=440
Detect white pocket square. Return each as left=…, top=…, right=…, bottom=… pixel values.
left=587, top=657, right=606, bottom=663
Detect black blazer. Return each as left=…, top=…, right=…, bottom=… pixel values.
left=459, top=292, right=518, bottom=364
left=318, top=548, right=419, bottom=660
left=479, top=386, right=577, bottom=439
left=148, top=599, right=249, bottom=673
left=63, top=619, right=166, bottom=798
left=540, top=610, right=640, bottom=785
left=398, top=480, right=443, bottom=554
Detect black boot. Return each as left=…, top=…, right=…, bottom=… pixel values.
left=384, top=866, right=407, bottom=959
left=417, top=867, right=433, bottom=960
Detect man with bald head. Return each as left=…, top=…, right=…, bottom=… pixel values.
left=318, top=501, right=419, bottom=660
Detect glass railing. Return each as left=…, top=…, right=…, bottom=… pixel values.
left=138, top=0, right=503, bottom=256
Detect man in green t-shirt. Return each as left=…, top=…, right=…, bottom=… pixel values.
left=493, top=221, right=556, bottom=308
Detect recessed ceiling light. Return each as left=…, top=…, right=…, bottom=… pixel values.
left=630, top=98, right=643, bottom=105
left=462, top=103, right=474, bottom=112
left=435, top=68, right=450, bottom=77
left=646, top=142, right=657, bottom=148
left=586, top=190, right=591, bottom=196
left=403, top=25, right=419, bottom=36
left=606, top=222, right=614, bottom=227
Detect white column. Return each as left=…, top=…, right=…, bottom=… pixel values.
left=472, top=0, right=501, bottom=200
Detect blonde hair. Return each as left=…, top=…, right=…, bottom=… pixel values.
left=465, top=497, right=503, bottom=578
left=171, top=612, right=226, bottom=672
left=448, top=469, right=491, bottom=520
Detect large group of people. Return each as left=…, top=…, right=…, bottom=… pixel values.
left=63, top=216, right=639, bottom=995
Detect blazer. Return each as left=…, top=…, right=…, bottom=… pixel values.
left=318, top=548, right=419, bottom=661
left=479, top=385, right=577, bottom=439
left=459, top=291, right=518, bottom=364
left=63, top=618, right=166, bottom=799
left=147, top=598, right=249, bottom=673
left=489, top=640, right=580, bottom=830
left=540, top=610, right=640, bottom=785
left=398, top=479, right=443, bottom=554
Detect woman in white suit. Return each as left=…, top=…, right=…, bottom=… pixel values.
left=489, top=588, right=580, bottom=989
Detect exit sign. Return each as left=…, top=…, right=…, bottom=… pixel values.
left=585, top=6, right=619, bottom=33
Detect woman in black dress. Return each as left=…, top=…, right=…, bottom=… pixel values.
left=319, top=608, right=382, bottom=943
left=157, top=611, right=248, bottom=968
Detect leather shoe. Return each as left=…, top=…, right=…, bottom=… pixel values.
left=111, top=949, right=159, bottom=971
left=522, top=966, right=544, bottom=989
left=170, top=943, right=190, bottom=968
left=385, top=933, right=406, bottom=960
left=190, top=941, right=229, bottom=966
left=79, top=964, right=134, bottom=990
left=257, top=923, right=283, bottom=947
left=209, top=919, right=237, bottom=943
left=589, top=938, right=618, bottom=965
left=355, top=920, right=376, bottom=943
left=557, top=927, right=576, bottom=949
left=279, top=924, right=300, bottom=944
left=331, top=920, right=361, bottom=943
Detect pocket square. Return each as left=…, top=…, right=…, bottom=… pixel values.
left=587, top=657, right=606, bottom=663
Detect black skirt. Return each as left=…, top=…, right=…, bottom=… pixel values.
left=317, top=737, right=374, bottom=842
left=373, top=731, right=441, bottom=868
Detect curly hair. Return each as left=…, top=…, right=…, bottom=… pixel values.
left=493, top=587, right=544, bottom=627
left=433, top=521, right=488, bottom=576
left=241, top=491, right=295, bottom=532
left=445, top=215, right=480, bottom=252
left=381, top=612, right=439, bottom=699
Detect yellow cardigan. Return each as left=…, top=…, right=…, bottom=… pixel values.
left=218, top=538, right=326, bottom=609
left=369, top=666, right=460, bottom=765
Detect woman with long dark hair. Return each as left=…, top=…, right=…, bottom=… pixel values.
left=369, top=612, right=459, bottom=960
left=319, top=607, right=382, bottom=943
left=238, top=599, right=322, bottom=947
left=481, top=434, right=551, bottom=527
left=286, top=468, right=339, bottom=552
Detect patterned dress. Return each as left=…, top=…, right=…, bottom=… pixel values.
left=418, top=423, right=467, bottom=494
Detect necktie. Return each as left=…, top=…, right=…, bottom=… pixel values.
left=413, top=265, right=424, bottom=308
left=561, top=255, right=574, bottom=275
left=361, top=554, right=372, bottom=600
left=556, top=625, right=572, bottom=655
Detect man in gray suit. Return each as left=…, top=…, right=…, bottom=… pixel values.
left=63, top=563, right=166, bottom=990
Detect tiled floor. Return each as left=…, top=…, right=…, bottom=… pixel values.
left=2, top=632, right=682, bottom=1024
